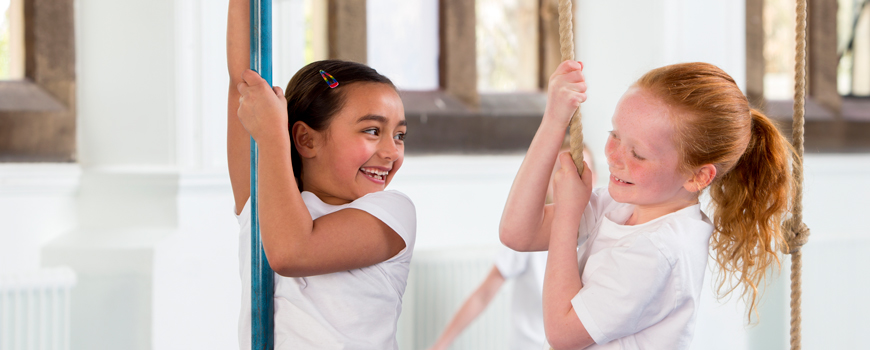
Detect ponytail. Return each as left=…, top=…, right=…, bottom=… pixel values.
left=708, top=109, right=794, bottom=321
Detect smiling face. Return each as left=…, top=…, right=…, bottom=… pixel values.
left=605, top=87, right=696, bottom=215
left=300, top=82, right=406, bottom=205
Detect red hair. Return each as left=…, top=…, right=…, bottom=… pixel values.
left=636, top=62, right=795, bottom=321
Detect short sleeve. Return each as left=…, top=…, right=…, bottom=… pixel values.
left=570, top=235, right=675, bottom=344
left=236, top=197, right=251, bottom=226
left=493, top=246, right=530, bottom=279
left=345, top=190, right=417, bottom=259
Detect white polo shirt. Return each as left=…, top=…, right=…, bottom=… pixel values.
left=571, top=188, right=713, bottom=350
left=494, top=247, right=549, bottom=350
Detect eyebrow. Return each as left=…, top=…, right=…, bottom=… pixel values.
left=356, top=114, right=407, bottom=126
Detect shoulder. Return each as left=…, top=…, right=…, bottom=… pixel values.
left=354, top=190, right=414, bottom=208
left=347, top=190, right=417, bottom=240
left=644, top=206, right=714, bottom=247
left=351, top=190, right=416, bottom=220
left=628, top=209, right=714, bottom=267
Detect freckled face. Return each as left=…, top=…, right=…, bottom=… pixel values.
left=303, top=82, right=406, bottom=205
left=605, top=87, right=691, bottom=208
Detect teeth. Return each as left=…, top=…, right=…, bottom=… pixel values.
left=361, top=167, right=389, bottom=180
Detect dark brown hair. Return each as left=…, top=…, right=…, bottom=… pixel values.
left=283, top=60, right=396, bottom=190
left=635, top=62, right=795, bottom=321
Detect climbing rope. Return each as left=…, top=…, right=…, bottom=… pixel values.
left=785, top=0, right=810, bottom=348
left=557, top=0, right=585, bottom=175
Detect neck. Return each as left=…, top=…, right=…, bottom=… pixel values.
left=625, top=196, right=699, bottom=226
left=302, top=183, right=352, bottom=205
left=300, top=170, right=354, bottom=206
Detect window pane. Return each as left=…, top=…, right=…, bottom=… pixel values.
left=0, top=0, right=23, bottom=80
left=476, top=0, right=539, bottom=92
left=367, top=0, right=439, bottom=91
left=272, top=0, right=322, bottom=87
left=842, top=0, right=870, bottom=96
left=763, top=0, right=796, bottom=100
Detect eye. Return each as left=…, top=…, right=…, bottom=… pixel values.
left=363, top=128, right=379, bottom=136
left=608, top=130, right=618, bottom=140
left=394, top=132, right=406, bottom=141
left=631, top=150, right=645, bottom=160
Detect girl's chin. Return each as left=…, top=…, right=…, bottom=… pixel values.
left=607, top=185, right=631, bottom=203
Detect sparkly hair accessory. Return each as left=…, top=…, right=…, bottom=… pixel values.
left=319, top=70, right=339, bottom=88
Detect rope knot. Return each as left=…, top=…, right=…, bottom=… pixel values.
left=783, top=219, right=810, bottom=254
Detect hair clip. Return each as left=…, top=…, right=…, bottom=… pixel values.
left=319, top=70, right=339, bottom=88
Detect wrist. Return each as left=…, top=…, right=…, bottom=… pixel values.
left=539, top=115, right=570, bottom=134
left=553, top=207, right=582, bottom=236
left=255, top=131, right=292, bottom=152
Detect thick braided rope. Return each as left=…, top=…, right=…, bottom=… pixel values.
left=558, top=0, right=585, bottom=175
left=787, top=0, right=809, bottom=349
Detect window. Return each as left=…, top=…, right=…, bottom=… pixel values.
left=838, top=0, right=870, bottom=96
left=476, top=0, right=539, bottom=92
left=0, top=0, right=76, bottom=162
left=763, top=0, right=797, bottom=100
left=0, top=0, right=24, bottom=80
left=368, top=0, right=439, bottom=91
left=272, top=0, right=324, bottom=87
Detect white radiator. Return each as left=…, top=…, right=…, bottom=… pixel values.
left=401, top=247, right=513, bottom=350
left=0, top=267, right=76, bottom=350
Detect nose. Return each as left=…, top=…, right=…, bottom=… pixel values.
left=379, top=137, right=400, bottom=161
left=605, top=138, right=623, bottom=169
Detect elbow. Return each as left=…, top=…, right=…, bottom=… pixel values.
left=263, top=245, right=312, bottom=278
left=265, top=251, right=294, bottom=277
left=498, top=225, right=519, bottom=250
left=268, top=255, right=311, bottom=278
left=546, top=331, right=586, bottom=350
left=499, top=224, right=529, bottom=252
left=544, top=316, right=594, bottom=350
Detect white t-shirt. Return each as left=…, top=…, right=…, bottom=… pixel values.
left=236, top=190, right=416, bottom=350
left=494, top=247, right=549, bottom=350
left=571, top=188, right=713, bottom=350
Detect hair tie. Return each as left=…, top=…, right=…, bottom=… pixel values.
left=319, top=70, right=339, bottom=88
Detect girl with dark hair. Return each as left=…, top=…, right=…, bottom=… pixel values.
left=500, top=61, right=793, bottom=350
left=227, top=1, right=415, bottom=349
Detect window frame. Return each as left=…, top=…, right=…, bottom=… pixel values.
left=0, top=0, right=76, bottom=162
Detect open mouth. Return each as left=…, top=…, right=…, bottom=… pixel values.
left=360, top=167, right=389, bottom=181
left=612, top=175, right=633, bottom=185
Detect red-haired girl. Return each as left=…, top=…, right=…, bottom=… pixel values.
left=501, top=61, right=793, bottom=350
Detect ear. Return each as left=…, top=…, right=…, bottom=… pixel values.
left=291, top=121, right=320, bottom=158
left=683, top=164, right=717, bottom=193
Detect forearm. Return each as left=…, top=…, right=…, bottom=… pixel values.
left=256, top=136, right=312, bottom=274
left=227, top=0, right=252, bottom=211
left=430, top=295, right=487, bottom=350
left=431, top=268, right=505, bottom=350
left=499, top=117, right=568, bottom=250
left=543, top=211, right=591, bottom=350
left=227, top=0, right=250, bottom=82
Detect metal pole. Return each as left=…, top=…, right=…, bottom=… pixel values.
left=250, top=0, right=274, bottom=348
